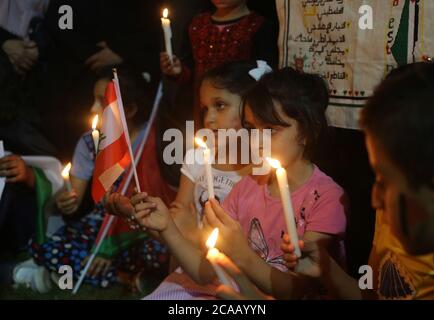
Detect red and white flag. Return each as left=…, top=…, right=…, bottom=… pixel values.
left=91, top=80, right=132, bottom=203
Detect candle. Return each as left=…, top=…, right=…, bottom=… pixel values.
left=266, top=158, right=301, bottom=257
left=195, top=137, right=215, bottom=199
left=206, top=228, right=235, bottom=289
left=161, top=8, right=173, bottom=62
left=61, top=162, right=73, bottom=192
left=91, top=115, right=99, bottom=154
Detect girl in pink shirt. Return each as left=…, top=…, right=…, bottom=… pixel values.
left=204, top=67, right=348, bottom=299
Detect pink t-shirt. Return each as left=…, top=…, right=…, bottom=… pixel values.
left=223, top=165, right=348, bottom=271
left=144, top=165, right=347, bottom=300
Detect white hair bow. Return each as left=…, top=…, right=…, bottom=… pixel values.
left=249, top=60, right=272, bottom=81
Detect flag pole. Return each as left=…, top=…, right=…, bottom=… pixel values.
left=72, top=81, right=163, bottom=295
left=113, top=68, right=142, bottom=193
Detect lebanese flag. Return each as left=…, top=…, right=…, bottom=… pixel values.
left=91, top=81, right=131, bottom=203
left=93, top=124, right=177, bottom=258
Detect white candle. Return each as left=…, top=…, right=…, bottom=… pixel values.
left=267, top=158, right=301, bottom=257
left=91, top=115, right=99, bottom=154
left=161, top=8, right=173, bottom=62
left=195, top=137, right=215, bottom=199
left=61, top=162, right=73, bottom=192
left=206, top=228, right=235, bottom=289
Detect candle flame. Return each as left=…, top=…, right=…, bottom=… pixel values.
left=195, top=137, right=207, bottom=149
left=163, top=8, right=169, bottom=18
left=206, top=228, right=219, bottom=249
left=62, top=163, right=72, bottom=178
left=92, top=115, right=99, bottom=131
left=266, top=157, right=282, bottom=169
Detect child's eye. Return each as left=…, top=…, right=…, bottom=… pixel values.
left=215, top=101, right=226, bottom=110
left=268, top=127, right=280, bottom=135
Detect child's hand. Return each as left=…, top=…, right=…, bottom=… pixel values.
left=105, top=192, right=134, bottom=217
left=203, top=198, right=249, bottom=264
left=83, top=256, right=112, bottom=278
left=281, top=234, right=321, bottom=278
left=170, top=201, right=197, bottom=230
left=56, top=190, right=79, bottom=215
left=280, top=234, right=305, bottom=270
left=160, top=52, right=182, bottom=77
left=131, top=192, right=172, bottom=232
left=0, top=155, right=34, bottom=187
left=215, top=252, right=273, bottom=300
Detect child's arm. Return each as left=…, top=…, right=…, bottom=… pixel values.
left=131, top=192, right=217, bottom=285
left=170, top=174, right=202, bottom=244
left=204, top=199, right=339, bottom=299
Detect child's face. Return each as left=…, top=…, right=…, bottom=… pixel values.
left=366, top=132, right=434, bottom=255
left=243, top=102, right=306, bottom=168
left=90, top=78, right=110, bottom=116
left=211, top=0, right=246, bottom=10
left=200, top=79, right=243, bottom=134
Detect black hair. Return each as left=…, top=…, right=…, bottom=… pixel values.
left=97, top=67, right=152, bottom=126
left=361, top=62, right=434, bottom=190
left=198, top=61, right=261, bottom=127
left=244, top=67, right=329, bottom=161
left=201, top=60, right=260, bottom=98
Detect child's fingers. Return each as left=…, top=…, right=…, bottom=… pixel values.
left=60, top=197, right=78, bottom=207
left=103, top=261, right=111, bottom=275
left=209, top=198, right=233, bottom=225
left=189, top=202, right=197, bottom=215
left=299, top=240, right=305, bottom=250
left=203, top=201, right=223, bottom=229
left=134, top=209, right=152, bottom=220
left=93, top=260, right=104, bottom=277
left=105, top=193, right=118, bottom=215
left=130, top=192, right=148, bottom=205
left=134, top=202, right=156, bottom=212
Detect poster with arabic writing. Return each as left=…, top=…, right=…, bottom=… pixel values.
left=277, top=0, right=432, bottom=129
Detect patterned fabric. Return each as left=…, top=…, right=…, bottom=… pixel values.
left=28, top=128, right=170, bottom=288
left=189, top=12, right=265, bottom=80
left=369, top=210, right=434, bottom=300
left=29, top=207, right=168, bottom=288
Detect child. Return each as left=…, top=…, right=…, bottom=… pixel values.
left=160, top=0, right=278, bottom=128
left=279, top=62, right=434, bottom=300
left=203, top=67, right=347, bottom=299
left=106, top=61, right=260, bottom=299
left=131, top=67, right=348, bottom=299
left=16, top=70, right=170, bottom=291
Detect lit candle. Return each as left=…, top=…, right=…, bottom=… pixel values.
left=206, top=228, right=235, bottom=289
left=266, top=158, right=301, bottom=257
left=62, top=162, right=73, bottom=192
left=91, top=115, right=99, bottom=154
left=195, top=137, right=215, bottom=199
left=161, top=8, right=173, bottom=62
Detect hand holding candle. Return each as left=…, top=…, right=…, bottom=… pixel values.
left=62, top=162, right=73, bottom=192
left=91, top=115, right=100, bottom=154
left=161, top=8, right=173, bottom=62
left=267, top=158, right=301, bottom=257
left=206, top=228, right=236, bottom=289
